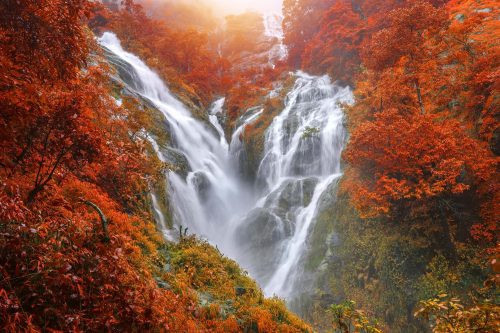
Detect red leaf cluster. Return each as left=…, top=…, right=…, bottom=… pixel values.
left=283, top=0, right=498, bottom=244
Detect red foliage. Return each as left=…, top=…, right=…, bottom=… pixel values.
left=302, top=0, right=366, bottom=84
left=283, top=0, right=333, bottom=68
left=343, top=110, right=494, bottom=218
left=296, top=0, right=450, bottom=84
left=0, top=1, right=187, bottom=330
left=362, top=1, right=448, bottom=72
left=339, top=0, right=499, bottom=245
left=0, top=0, right=104, bottom=204
left=106, top=1, right=231, bottom=105
left=441, top=0, right=500, bottom=150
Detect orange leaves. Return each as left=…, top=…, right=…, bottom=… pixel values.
left=283, top=0, right=333, bottom=68
left=343, top=108, right=495, bottom=218
left=0, top=186, right=26, bottom=222
left=0, top=1, right=314, bottom=332
left=0, top=3, right=123, bottom=205
left=363, top=1, right=448, bottom=72
left=294, top=0, right=409, bottom=84
left=301, top=0, right=366, bottom=84
left=335, top=1, right=498, bottom=246
left=107, top=3, right=228, bottom=106
left=293, top=1, right=452, bottom=85
left=0, top=181, right=183, bottom=332
left=0, top=0, right=90, bottom=82
left=1, top=1, right=184, bottom=329
left=440, top=0, right=500, bottom=149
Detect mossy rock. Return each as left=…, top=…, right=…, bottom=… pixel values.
left=263, top=177, right=319, bottom=213
left=161, top=147, right=191, bottom=179
left=190, top=171, right=211, bottom=203
left=235, top=208, right=293, bottom=283
left=238, top=75, right=298, bottom=181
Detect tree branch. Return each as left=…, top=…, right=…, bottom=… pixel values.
left=81, top=199, right=109, bottom=242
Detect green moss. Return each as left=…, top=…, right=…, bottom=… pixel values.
left=304, top=209, right=333, bottom=272
left=298, top=176, right=492, bottom=332
left=147, top=105, right=172, bottom=148
left=162, top=236, right=312, bottom=331
left=110, top=83, right=122, bottom=101
left=301, top=126, right=320, bottom=139
left=152, top=173, right=174, bottom=229
left=242, top=96, right=286, bottom=178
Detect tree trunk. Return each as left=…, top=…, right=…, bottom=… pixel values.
left=414, top=79, right=425, bottom=114
left=26, top=185, right=43, bottom=205
left=351, top=0, right=366, bottom=20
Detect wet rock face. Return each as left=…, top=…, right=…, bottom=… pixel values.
left=161, top=147, right=192, bottom=179
left=190, top=171, right=211, bottom=203
left=289, top=136, right=323, bottom=176
left=281, top=114, right=300, bottom=152
left=233, top=176, right=320, bottom=285
left=235, top=148, right=256, bottom=183
left=237, top=208, right=292, bottom=248
left=230, top=106, right=266, bottom=183
left=235, top=207, right=292, bottom=283
left=264, top=177, right=319, bottom=212
left=104, top=49, right=141, bottom=89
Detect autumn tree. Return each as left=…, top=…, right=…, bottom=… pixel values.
left=282, top=0, right=332, bottom=67
left=343, top=110, right=493, bottom=218
left=439, top=0, right=499, bottom=241
left=342, top=0, right=498, bottom=245
left=107, top=1, right=229, bottom=105
left=362, top=1, right=448, bottom=114
left=298, top=1, right=451, bottom=85
left=437, top=0, right=500, bottom=152
left=302, top=0, right=366, bottom=84
left=0, top=0, right=108, bottom=204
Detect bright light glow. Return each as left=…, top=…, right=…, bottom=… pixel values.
left=208, top=0, right=282, bottom=14
left=158, top=0, right=283, bottom=15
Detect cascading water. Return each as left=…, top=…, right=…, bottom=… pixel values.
left=98, top=32, right=249, bottom=247
left=209, top=97, right=229, bottom=151
left=232, top=72, right=353, bottom=297
left=229, top=107, right=264, bottom=177
left=263, top=13, right=287, bottom=66
left=98, top=32, right=352, bottom=303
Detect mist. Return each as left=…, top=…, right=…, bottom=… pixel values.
left=148, top=0, right=283, bottom=15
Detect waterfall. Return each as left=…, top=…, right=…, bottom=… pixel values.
left=209, top=97, right=229, bottom=151
left=98, top=32, right=352, bottom=302
left=263, top=13, right=287, bottom=66
left=98, top=32, right=249, bottom=247
left=235, top=72, right=353, bottom=297
left=257, top=72, right=350, bottom=188
left=229, top=107, right=264, bottom=175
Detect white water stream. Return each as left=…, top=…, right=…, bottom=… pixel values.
left=263, top=13, right=287, bottom=66
left=99, top=30, right=352, bottom=300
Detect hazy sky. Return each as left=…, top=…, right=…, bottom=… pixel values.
left=148, top=0, right=283, bottom=17
left=209, top=0, right=283, bottom=14
left=157, top=0, right=282, bottom=15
